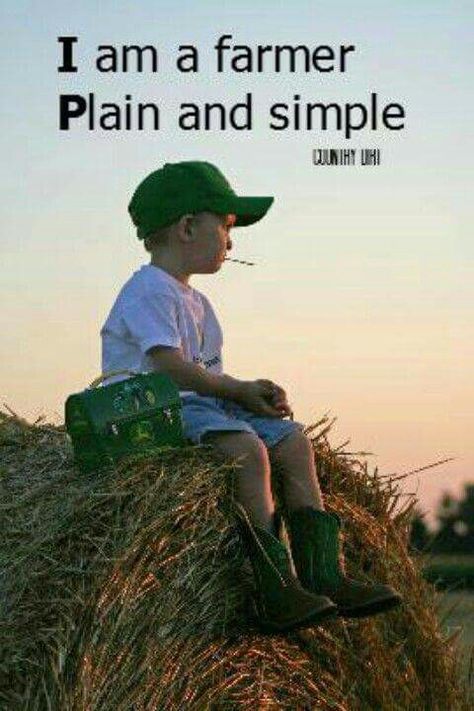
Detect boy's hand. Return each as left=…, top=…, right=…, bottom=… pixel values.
left=234, top=379, right=293, bottom=418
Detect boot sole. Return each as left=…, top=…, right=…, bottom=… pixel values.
left=338, top=593, right=402, bottom=619
left=254, top=601, right=338, bottom=634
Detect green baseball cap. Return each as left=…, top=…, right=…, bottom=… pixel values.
left=128, top=161, right=274, bottom=239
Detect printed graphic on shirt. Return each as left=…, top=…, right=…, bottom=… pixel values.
left=192, top=353, right=222, bottom=369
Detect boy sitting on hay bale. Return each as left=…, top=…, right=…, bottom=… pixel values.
left=100, top=160, right=402, bottom=633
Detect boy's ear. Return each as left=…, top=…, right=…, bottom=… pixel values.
left=177, top=214, right=195, bottom=242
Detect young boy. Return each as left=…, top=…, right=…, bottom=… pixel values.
left=101, top=161, right=401, bottom=632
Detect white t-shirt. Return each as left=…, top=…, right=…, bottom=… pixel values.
left=100, top=264, right=223, bottom=397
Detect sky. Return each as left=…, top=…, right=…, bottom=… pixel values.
left=1, top=1, right=472, bottom=525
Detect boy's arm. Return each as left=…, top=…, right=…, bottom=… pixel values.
left=147, top=346, right=290, bottom=418
left=147, top=346, right=244, bottom=400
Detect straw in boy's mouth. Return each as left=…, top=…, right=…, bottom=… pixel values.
left=224, top=258, right=255, bottom=266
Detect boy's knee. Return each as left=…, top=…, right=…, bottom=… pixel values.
left=203, top=430, right=268, bottom=464
left=270, top=428, right=311, bottom=460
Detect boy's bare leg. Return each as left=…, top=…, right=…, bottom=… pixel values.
left=202, top=431, right=275, bottom=532
left=269, top=430, right=325, bottom=512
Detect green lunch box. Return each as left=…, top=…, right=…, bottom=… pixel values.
left=65, top=370, right=186, bottom=472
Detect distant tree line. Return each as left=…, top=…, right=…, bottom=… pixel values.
left=410, top=483, right=474, bottom=554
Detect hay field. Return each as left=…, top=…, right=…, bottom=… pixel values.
left=1, top=408, right=473, bottom=710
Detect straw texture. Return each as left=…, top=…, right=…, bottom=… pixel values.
left=0, top=408, right=471, bottom=710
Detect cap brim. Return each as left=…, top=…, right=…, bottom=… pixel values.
left=229, top=196, right=274, bottom=227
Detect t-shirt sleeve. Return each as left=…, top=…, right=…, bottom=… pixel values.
left=121, top=292, right=181, bottom=354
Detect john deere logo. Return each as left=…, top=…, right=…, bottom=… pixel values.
left=144, top=389, right=156, bottom=406
left=129, top=420, right=154, bottom=445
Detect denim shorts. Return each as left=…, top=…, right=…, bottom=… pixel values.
left=180, top=393, right=305, bottom=449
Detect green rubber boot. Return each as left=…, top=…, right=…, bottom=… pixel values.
left=234, top=503, right=337, bottom=633
left=287, top=507, right=402, bottom=619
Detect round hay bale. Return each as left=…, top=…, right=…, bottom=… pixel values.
left=0, top=409, right=471, bottom=710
